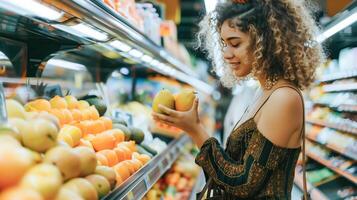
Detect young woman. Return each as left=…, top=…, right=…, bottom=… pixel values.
left=152, top=0, right=324, bottom=199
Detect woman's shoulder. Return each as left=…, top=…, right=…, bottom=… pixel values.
left=255, top=87, right=304, bottom=148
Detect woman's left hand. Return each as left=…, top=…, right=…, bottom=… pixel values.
left=152, top=98, right=201, bottom=135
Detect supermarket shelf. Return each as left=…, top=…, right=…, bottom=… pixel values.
left=294, top=168, right=328, bottom=200
left=322, top=83, right=357, bottom=92
left=317, top=70, right=357, bottom=83
left=305, top=135, right=357, bottom=160
left=102, top=135, right=191, bottom=200
left=306, top=151, right=357, bottom=184
left=189, top=170, right=205, bottom=200
left=306, top=119, right=357, bottom=135
left=313, top=101, right=357, bottom=113
left=0, top=1, right=214, bottom=94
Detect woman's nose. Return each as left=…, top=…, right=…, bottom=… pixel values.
left=223, top=47, right=234, bottom=60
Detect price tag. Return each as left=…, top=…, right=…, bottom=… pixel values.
left=112, top=109, right=133, bottom=126
left=162, top=157, right=169, bottom=170
left=132, top=179, right=147, bottom=199
left=148, top=166, right=161, bottom=185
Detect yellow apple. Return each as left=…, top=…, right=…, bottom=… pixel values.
left=20, top=163, right=63, bottom=200
left=59, top=125, right=82, bottom=147
left=44, top=146, right=81, bottom=181
left=73, top=147, right=97, bottom=177
left=94, top=166, right=116, bottom=189
left=0, top=122, right=21, bottom=142
left=175, top=89, right=196, bottom=111
left=55, top=187, right=84, bottom=200
left=0, top=145, right=35, bottom=189
left=85, top=174, right=111, bottom=198
left=22, top=119, right=58, bottom=153
left=0, top=186, right=43, bottom=200
left=32, top=112, right=61, bottom=131
left=0, top=133, right=21, bottom=147
left=62, top=178, right=98, bottom=200
left=57, top=131, right=74, bottom=147
left=6, top=99, right=26, bottom=119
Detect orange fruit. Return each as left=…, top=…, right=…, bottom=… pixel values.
left=96, top=153, right=109, bottom=166
left=78, top=100, right=90, bottom=109
left=50, top=96, right=68, bottom=109
left=81, top=109, right=92, bottom=121
left=117, top=146, right=132, bottom=160
left=70, top=109, right=82, bottom=122
left=61, top=109, right=74, bottom=124
left=78, top=139, right=94, bottom=151
left=89, top=120, right=106, bottom=135
left=49, top=109, right=65, bottom=126
left=97, top=150, right=118, bottom=167
left=99, top=117, right=112, bottom=130
left=91, top=133, right=116, bottom=152
left=78, top=121, right=91, bottom=136
left=64, top=95, right=79, bottom=109
left=117, top=141, right=136, bottom=152
left=137, top=154, right=151, bottom=165
left=30, top=99, right=51, bottom=111
left=130, top=159, right=143, bottom=171
left=115, top=174, right=123, bottom=187
left=120, top=160, right=135, bottom=175
left=105, top=129, right=124, bottom=144
left=0, top=186, right=43, bottom=200
left=113, top=163, right=130, bottom=181
left=113, top=147, right=126, bottom=162
left=88, top=106, right=100, bottom=120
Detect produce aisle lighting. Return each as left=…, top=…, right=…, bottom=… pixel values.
left=316, top=11, right=357, bottom=43
left=150, top=59, right=160, bottom=66
left=109, top=40, right=132, bottom=52
left=128, top=49, right=144, bottom=58
left=47, top=59, right=86, bottom=71
left=1, top=0, right=63, bottom=20
left=71, top=23, right=109, bottom=41
left=204, top=0, right=218, bottom=13
left=141, top=55, right=153, bottom=63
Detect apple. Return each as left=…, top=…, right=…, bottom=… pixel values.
left=0, top=134, right=21, bottom=147
left=85, top=174, right=111, bottom=198
left=6, top=99, right=26, bottom=119
left=0, top=122, right=21, bottom=142
left=57, top=131, right=74, bottom=147
left=59, top=125, right=82, bottom=147
left=55, top=187, right=84, bottom=200
left=21, top=163, right=63, bottom=200
left=73, top=147, right=97, bottom=177
left=0, top=186, right=43, bottom=200
left=0, top=145, right=34, bottom=189
left=44, top=146, right=81, bottom=181
left=22, top=118, right=58, bottom=153
left=62, top=178, right=97, bottom=200
left=94, top=166, right=116, bottom=189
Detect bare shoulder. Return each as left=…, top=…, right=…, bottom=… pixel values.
left=256, top=87, right=303, bottom=148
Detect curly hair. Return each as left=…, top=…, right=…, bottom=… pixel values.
left=197, top=0, right=325, bottom=89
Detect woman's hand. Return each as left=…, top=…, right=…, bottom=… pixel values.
left=152, top=98, right=201, bottom=136
left=152, top=98, right=209, bottom=147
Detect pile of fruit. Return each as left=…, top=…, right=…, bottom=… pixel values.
left=0, top=96, right=154, bottom=200
left=143, top=146, right=200, bottom=200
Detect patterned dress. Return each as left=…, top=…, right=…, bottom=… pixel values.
left=195, top=85, right=303, bottom=200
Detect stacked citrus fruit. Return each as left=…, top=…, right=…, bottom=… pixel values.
left=0, top=96, right=152, bottom=200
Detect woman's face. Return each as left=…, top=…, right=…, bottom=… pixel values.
left=220, top=20, right=254, bottom=78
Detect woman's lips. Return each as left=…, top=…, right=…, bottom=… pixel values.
left=229, top=62, right=240, bottom=70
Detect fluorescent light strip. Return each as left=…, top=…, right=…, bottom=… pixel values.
left=71, top=23, right=108, bottom=41
left=150, top=59, right=160, bottom=66
left=128, top=49, right=144, bottom=58
left=141, top=55, right=153, bottom=63
left=204, top=0, right=218, bottom=13
left=110, top=40, right=132, bottom=52
left=1, top=0, right=63, bottom=20
left=47, top=59, right=86, bottom=71
left=316, top=11, right=357, bottom=43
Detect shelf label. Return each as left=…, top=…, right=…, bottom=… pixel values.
left=132, top=179, right=147, bottom=199
left=162, top=157, right=169, bottom=170
left=148, top=166, right=161, bottom=185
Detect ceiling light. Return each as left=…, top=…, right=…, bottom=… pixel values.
left=47, top=59, right=86, bottom=71
left=128, top=49, right=144, bottom=58
left=119, top=67, right=130, bottom=75
left=109, top=40, right=132, bottom=52
left=204, top=0, right=217, bottom=13
left=71, top=23, right=109, bottom=41
left=316, top=11, right=357, bottom=43
left=141, top=55, right=153, bottom=63
left=1, top=0, right=63, bottom=20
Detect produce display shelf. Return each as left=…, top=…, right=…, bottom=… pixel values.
left=313, top=102, right=357, bottom=113
left=0, top=0, right=214, bottom=95
left=306, top=151, right=357, bottom=184
left=305, top=135, right=357, bottom=161
left=306, top=119, right=357, bottom=136
left=317, top=70, right=357, bottom=83
left=102, top=135, right=191, bottom=200
left=188, top=170, right=205, bottom=200
left=294, top=168, right=328, bottom=200
left=322, top=83, right=357, bottom=93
